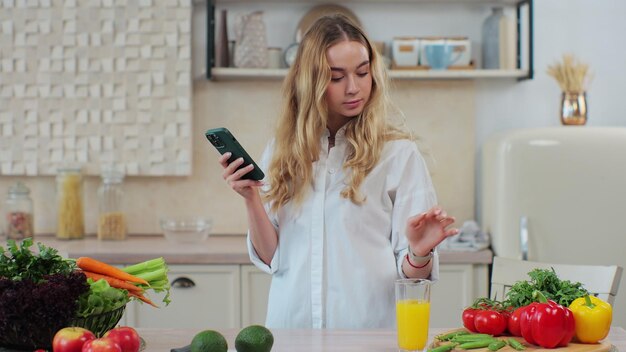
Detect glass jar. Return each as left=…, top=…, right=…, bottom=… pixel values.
left=97, top=169, right=127, bottom=240
left=5, top=181, right=34, bottom=240
left=56, top=167, right=85, bottom=239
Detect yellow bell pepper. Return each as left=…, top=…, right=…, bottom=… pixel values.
left=569, top=295, right=612, bottom=343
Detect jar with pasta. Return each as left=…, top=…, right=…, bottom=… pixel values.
left=56, top=167, right=85, bottom=239
left=97, top=168, right=127, bottom=240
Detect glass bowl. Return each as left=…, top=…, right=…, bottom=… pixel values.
left=160, top=217, right=212, bottom=243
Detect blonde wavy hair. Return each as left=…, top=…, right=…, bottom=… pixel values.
left=264, top=14, right=411, bottom=212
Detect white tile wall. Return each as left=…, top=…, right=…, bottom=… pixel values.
left=0, top=0, right=192, bottom=176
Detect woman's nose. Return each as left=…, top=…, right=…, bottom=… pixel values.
left=346, top=75, right=359, bottom=94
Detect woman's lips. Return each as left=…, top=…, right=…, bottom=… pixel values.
left=343, top=99, right=363, bottom=109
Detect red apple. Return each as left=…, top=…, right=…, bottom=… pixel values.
left=81, top=338, right=122, bottom=352
left=103, top=327, right=141, bottom=352
left=52, top=327, right=96, bottom=352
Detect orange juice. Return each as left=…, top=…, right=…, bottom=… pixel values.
left=396, top=299, right=430, bottom=351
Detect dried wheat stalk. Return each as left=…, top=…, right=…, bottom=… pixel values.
left=547, top=54, right=591, bottom=93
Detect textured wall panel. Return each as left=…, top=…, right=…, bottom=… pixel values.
left=0, top=0, right=192, bottom=176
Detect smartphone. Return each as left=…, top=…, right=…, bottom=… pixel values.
left=205, top=127, right=265, bottom=181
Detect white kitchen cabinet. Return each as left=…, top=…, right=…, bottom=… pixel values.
left=125, top=265, right=241, bottom=329
left=239, top=263, right=488, bottom=329
left=125, top=262, right=486, bottom=329
left=430, top=263, right=489, bottom=328
left=240, top=265, right=271, bottom=326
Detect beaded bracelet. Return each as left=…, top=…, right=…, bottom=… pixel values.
left=406, top=253, right=432, bottom=269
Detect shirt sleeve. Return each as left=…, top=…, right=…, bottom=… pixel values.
left=246, top=140, right=280, bottom=274
left=389, top=141, right=440, bottom=281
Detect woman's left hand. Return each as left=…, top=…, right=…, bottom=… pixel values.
left=405, top=206, right=458, bottom=256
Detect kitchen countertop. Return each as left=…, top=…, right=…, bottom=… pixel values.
left=137, top=327, right=625, bottom=352
left=29, top=234, right=493, bottom=265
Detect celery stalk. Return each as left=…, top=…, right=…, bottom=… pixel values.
left=135, top=267, right=167, bottom=282
left=123, top=257, right=165, bottom=275
left=122, top=257, right=171, bottom=306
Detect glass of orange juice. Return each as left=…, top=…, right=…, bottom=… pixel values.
left=395, top=279, right=431, bottom=352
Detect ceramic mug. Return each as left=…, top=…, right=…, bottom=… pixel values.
left=423, top=44, right=462, bottom=70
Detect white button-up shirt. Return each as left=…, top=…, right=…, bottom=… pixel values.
left=247, top=127, right=439, bottom=329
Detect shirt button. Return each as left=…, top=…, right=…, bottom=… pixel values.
left=328, top=168, right=335, bottom=174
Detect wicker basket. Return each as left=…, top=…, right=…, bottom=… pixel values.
left=0, top=305, right=125, bottom=351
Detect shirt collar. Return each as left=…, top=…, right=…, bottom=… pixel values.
left=323, top=124, right=348, bottom=140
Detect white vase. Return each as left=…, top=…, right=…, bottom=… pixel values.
left=482, top=7, right=504, bottom=69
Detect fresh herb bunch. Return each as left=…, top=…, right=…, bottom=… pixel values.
left=0, top=238, right=76, bottom=283
left=504, top=268, right=588, bottom=308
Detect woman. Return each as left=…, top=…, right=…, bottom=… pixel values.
left=218, top=14, right=458, bottom=328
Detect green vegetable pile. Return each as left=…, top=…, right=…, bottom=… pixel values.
left=0, top=238, right=172, bottom=349
left=76, top=278, right=130, bottom=317
left=0, top=237, right=75, bottom=282
left=431, top=331, right=526, bottom=352
left=0, top=239, right=89, bottom=349
left=504, top=268, right=588, bottom=308
left=0, top=238, right=132, bottom=318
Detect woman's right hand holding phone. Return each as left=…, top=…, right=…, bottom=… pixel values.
left=219, top=152, right=264, bottom=200
left=219, top=152, right=278, bottom=265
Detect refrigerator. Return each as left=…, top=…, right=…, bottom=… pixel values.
left=481, top=127, right=626, bottom=326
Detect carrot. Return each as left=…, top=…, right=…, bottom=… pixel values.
left=129, top=292, right=159, bottom=308
left=82, top=271, right=143, bottom=293
left=76, top=257, right=149, bottom=285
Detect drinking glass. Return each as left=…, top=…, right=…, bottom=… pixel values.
left=396, top=279, right=431, bottom=352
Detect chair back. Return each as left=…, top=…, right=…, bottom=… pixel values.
left=491, top=256, right=623, bottom=305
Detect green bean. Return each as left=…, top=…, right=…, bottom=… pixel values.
left=436, top=330, right=470, bottom=341
left=451, top=334, right=494, bottom=342
left=428, top=343, right=458, bottom=352
left=458, top=339, right=496, bottom=349
left=452, top=333, right=493, bottom=339
left=507, top=339, right=526, bottom=351
left=488, top=340, right=507, bottom=351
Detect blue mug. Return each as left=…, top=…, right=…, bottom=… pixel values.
left=424, top=44, right=462, bottom=70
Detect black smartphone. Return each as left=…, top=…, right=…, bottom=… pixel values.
left=205, top=127, right=265, bottom=181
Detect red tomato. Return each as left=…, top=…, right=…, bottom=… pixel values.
left=81, top=338, right=122, bottom=352
left=52, top=327, right=96, bottom=352
left=501, top=306, right=513, bottom=321
left=103, top=327, right=141, bottom=352
left=474, top=310, right=507, bottom=336
left=507, top=307, right=524, bottom=336
left=462, top=308, right=480, bottom=332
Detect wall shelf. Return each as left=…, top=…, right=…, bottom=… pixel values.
left=206, top=0, right=534, bottom=81
left=205, top=0, right=525, bottom=4
left=210, top=67, right=530, bottom=81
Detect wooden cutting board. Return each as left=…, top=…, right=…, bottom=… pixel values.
left=430, top=329, right=613, bottom=352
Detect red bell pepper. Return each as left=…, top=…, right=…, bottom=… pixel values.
left=519, top=291, right=576, bottom=348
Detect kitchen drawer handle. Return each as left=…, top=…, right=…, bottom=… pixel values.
left=171, top=277, right=196, bottom=288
